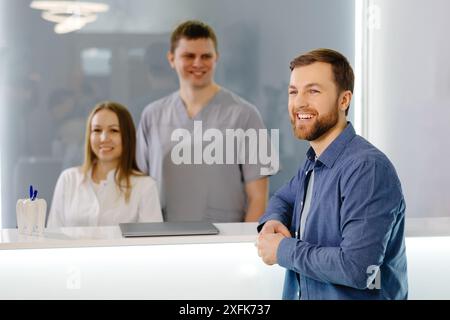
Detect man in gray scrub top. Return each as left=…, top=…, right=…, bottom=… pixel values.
left=136, top=20, right=278, bottom=222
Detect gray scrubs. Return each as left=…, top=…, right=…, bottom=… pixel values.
left=136, top=88, right=276, bottom=222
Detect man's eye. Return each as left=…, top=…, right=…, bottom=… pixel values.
left=289, top=91, right=297, bottom=95
left=92, top=129, right=101, bottom=133
left=310, top=89, right=320, bottom=94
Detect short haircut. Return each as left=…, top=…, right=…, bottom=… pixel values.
left=170, top=20, right=218, bottom=54
left=290, top=48, right=354, bottom=115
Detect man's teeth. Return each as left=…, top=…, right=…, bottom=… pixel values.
left=297, top=113, right=314, bottom=120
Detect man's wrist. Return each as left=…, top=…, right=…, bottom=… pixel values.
left=276, top=237, right=298, bottom=269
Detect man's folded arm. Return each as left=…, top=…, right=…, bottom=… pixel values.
left=257, top=170, right=302, bottom=232
left=276, top=160, right=404, bottom=289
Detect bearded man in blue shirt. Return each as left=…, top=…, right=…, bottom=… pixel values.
left=256, top=48, right=408, bottom=300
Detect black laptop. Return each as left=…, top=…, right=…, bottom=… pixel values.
left=119, top=221, right=220, bottom=237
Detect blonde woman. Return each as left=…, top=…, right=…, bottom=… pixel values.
left=47, top=101, right=162, bottom=227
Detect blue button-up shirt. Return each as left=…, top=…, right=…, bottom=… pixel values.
left=259, top=123, right=408, bottom=300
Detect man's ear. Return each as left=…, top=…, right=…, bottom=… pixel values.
left=339, top=90, right=352, bottom=113
left=167, top=51, right=175, bottom=68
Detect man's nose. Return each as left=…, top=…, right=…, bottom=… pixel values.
left=192, top=56, right=203, bottom=67
left=294, top=92, right=308, bottom=108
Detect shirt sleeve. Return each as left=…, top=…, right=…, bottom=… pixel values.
left=137, top=177, right=163, bottom=222
left=136, top=113, right=150, bottom=174
left=257, top=168, right=302, bottom=232
left=47, top=171, right=66, bottom=227
left=276, top=159, right=405, bottom=289
left=241, top=106, right=279, bottom=183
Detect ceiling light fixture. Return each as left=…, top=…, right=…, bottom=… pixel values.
left=30, top=1, right=109, bottom=34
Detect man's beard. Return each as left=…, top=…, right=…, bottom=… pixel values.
left=291, top=105, right=339, bottom=141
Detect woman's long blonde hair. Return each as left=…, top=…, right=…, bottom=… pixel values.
left=82, top=101, right=142, bottom=202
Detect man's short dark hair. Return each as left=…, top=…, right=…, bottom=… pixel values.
left=170, top=20, right=218, bottom=54
left=290, top=48, right=354, bottom=116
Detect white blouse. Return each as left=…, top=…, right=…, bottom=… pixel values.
left=47, top=167, right=163, bottom=227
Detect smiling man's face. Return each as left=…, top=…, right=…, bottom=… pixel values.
left=288, top=62, right=343, bottom=141
left=168, top=37, right=218, bottom=90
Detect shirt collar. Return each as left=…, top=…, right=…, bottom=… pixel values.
left=87, top=167, right=117, bottom=184
left=306, top=122, right=356, bottom=168
left=106, top=169, right=116, bottom=182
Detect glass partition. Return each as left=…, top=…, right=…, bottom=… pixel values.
left=0, top=0, right=355, bottom=228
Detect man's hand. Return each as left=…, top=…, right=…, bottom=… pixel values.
left=257, top=232, right=286, bottom=265
left=260, top=219, right=291, bottom=237
left=256, top=220, right=291, bottom=265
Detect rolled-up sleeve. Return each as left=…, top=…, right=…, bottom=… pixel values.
left=138, top=178, right=163, bottom=222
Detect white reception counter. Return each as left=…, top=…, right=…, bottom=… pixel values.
left=1, top=220, right=450, bottom=299
left=0, top=223, right=285, bottom=299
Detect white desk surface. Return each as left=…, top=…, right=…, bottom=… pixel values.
left=1, top=217, right=450, bottom=251
left=405, top=217, right=450, bottom=237
left=0, top=222, right=258, bottom=250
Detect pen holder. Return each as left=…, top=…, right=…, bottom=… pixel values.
left=16, top=198, right=47, bottom=236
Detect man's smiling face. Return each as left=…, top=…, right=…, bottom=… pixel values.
left=288, top=62, right=342, bottom=141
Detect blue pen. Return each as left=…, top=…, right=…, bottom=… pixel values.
left=29, top=185, right=38, bottom=201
